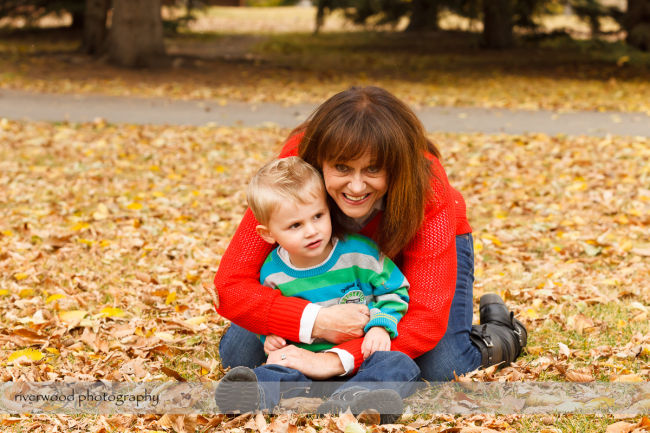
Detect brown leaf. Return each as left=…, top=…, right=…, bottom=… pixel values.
left=199, top=415, right=224, bottom=432
left=606, top=421, right=636, bottom=433
left=565, top=370, right=595, bottom=382
left=161, top=365, right=186, bottom=381
left=357, top=409, right=381, bottom=425
left=223, top=413, right=252, bottom=429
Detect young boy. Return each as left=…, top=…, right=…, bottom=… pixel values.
left=215, top=157, right=413, bottom=418
left=247, top=156, right=410, bottom=360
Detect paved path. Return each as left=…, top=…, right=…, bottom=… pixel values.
left=2, top=89, right=649, bottom=137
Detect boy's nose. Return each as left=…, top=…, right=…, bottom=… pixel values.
left=304, top=222, right=317, bottom=236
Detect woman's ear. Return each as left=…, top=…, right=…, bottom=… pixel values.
left=256, top=225, right=276, bottom=244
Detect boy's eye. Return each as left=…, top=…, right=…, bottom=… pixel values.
left=314, top=213, right=322, bottom=220
left=289, top=222, right=301, bottom=229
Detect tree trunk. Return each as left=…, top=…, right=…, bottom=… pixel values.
left=314, top=0, right=330, bottom=34
left=406, top=0, right=439, bottom=32
left=482, top=0, right=514, bottom=49
left=108, top=0, right=167, bottom=67
left=81, top=0, right=109, bottom=55
left=625, top=0, right=650, bottom=51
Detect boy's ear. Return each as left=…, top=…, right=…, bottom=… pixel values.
left=255, top=225, right=276, bottom=244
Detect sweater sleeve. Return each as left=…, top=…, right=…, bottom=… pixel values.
left=213, top=208, right=310, bottom=341
left=364, top=255, right=409, bottom=338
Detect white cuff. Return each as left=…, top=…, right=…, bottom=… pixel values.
left=325, top=348, right=355, bottom=376
left=299, top=303, right=322, bottom=344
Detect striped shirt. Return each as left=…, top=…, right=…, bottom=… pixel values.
left=260, top=234, right=409, bottom=352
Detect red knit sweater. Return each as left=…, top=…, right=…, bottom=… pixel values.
left=214, top=133, right=472, bottom=372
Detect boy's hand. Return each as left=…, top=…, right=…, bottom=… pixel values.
left=264, top=334, right=287, bottom=354
left=361, top=327, right=391, bottom=359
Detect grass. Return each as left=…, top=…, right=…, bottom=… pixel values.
left=1, top=7, right=650, bottom=112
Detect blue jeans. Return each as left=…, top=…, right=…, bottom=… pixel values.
left=219, top=234, right=481, bottom=382
left=253, top=351, right=420, bottom=409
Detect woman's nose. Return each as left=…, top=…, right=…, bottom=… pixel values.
left=348, top=175, right=366, bottom=193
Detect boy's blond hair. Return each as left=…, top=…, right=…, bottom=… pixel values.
left=247, top=157, right=325, bottom=225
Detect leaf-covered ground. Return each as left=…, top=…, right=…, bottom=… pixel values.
left=1, top=7, right=650, bottom=113
left=0, top=119, right=648, bottom=432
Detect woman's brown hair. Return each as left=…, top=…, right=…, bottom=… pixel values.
left=296, top=86, right=440, bottom=258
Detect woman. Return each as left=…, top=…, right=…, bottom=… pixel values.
left=214, top=86, right=527, bottom=414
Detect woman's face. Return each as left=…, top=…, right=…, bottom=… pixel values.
left=322, top=153, right=388, bottom=219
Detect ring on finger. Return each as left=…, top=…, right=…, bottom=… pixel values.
left=281, top=354, right=287, bottom=360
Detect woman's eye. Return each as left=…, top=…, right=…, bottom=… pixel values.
left=335, top=164, right=349, bottom=173
left=366, top=166, right=380, bottom=174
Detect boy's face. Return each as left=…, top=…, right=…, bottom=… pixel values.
left=256, top=192, right=333, bottom=268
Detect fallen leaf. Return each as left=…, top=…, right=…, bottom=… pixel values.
left=59, top=310, right=88, bottom=324
left=7, top=348, right=44, bottom=364
left=565, top=370, right=594, bottom=382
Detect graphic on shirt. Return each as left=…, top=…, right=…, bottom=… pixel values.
left=340, top=289, right=366, bottom=304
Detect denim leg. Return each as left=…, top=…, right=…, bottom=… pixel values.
left=337, top=351, right=421, bottom=398
left=415, top=234, right=482, bottom=381
left=219, top=323, right=267, bottom=369
left=253, top=364, right=313, bottom=410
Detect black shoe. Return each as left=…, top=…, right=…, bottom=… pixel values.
left=470, top=294, right=528, bottom=369
left=215, top=366, right=260, bottom=414
left=479, top=293, right=527, bottom=351
left=316, top=386, right=403, bottom=424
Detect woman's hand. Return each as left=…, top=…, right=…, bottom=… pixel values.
left=266, top=345, right=345, bottom=379
left=312, top=303, right=370, bottom=344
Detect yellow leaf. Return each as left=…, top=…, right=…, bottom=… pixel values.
left=482, top=234, right=502, bottom=246
left=616, top=55, right=630, bottom=67
left=152, top=191, right=165, bottom=198
left=46, top=294, right=66, bottom=303
left=0, top=289, right=8, bottom=296
left=185, top=273, right=200, bottom=283
left=19, top=288, right=34, bottom=298
left=8, top=348, right=44, bottom=363
left=59, top=310, right=88, bottom=324
left=14, top=272, right=29, bottom=281
left=99, top=307, right=126, bottom=318
left=215, top=165, right=225, bottom=173
left=185, top=316, right=207, bottom=326
left=45, top=348, right=59, bottom=355
left=99, top=240, right=112, bottom=248
left=1, top=230, right=13, bottom=236
left=127, top=202, right=143, bottom=210
left=165, top=291, right=177, bottom=305
left=71, top=222, right=90, bottom=231
left=522, top=308, right=538, bottom=320
left=77, top=238, right=95, bottom=246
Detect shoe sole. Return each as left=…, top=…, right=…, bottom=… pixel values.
left=215, top=366, right=259, bottom=414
